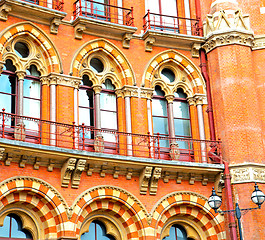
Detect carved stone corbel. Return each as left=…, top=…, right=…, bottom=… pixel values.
left=176, top=173, right=183, bottom=184
left=139, top=166, right=152, bottom=195
left=0, top=4, right=11, bottom=21
left=87, top=164, right=94, bottom=176
left=189, top=173, right=195, bottom=185
left=5, top=153, right=12, bottom=166
left=72, top=159, right=86, bottom=188
left=145, top=36, right=156, bottom=52
left=202, top=175, right=208, bottom=186
left=74, top=23, right=86, bottom=40
left=192, top=43, right=201, bottom=58
left=100, top=165, right=107, bottom=177
left=215, top=173, right=224, bottom=194
left=150, top=167, right=162, bottom=195
left=19, top=155, right=28, bottom=168
left=61, top=158, right=76, bottom=188
left=163, top=171, right=170, bottom=183
left=126, top=168, right=133, bottom=180
left=122, top=33, right=133, bottom=49
left=113, top=167, right=119, bottom=179
left=0, top=148, right=5, bottom=161
left=33, top=157, right=40, bottom=170
left=48, top=159, right=55, bottom=172
left=50, top=17, right=62, bottom=34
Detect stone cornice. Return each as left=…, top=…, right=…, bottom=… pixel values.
left=202, top=30, right=254, bottom=53
left=230, top=163, right=265, bottom=184
left=41, top=73, right=82, bottom=88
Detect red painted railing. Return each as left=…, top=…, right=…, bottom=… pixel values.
left=0, top=110, right=222, bottom=164
left=143, top=10, right=202, bottom=36
left=73, top=0, right=134, bottom=26
left=22, top=0, right=64, bottom=11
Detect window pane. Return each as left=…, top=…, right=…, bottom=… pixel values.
left=81, top=221, right=115, bottom=240
left=101, top=111, right=117, bottom=130
left=23, top=98, right=40, bottom=131
left=100, top=92, right=116, bottom=111
left=152, top=98, right=167, bottom=116
left=0, top=93, right=12, bottom=113
left=11, top=215, right=29, bottom=238
left=79, top=89, right=93, bottom=108
left=173, top=101, right=190, bottom=118
left=0, top=215, right=10, bottom=237
left=174, top=119, right=191, bottom=137
left=153, top=116, right=168, bottom=135
left=161, top=0, right=177, bottom=16
left=0, top=74, right=13, bottom=94
left=23, top=79, right=40, bottom=99
left=102, top=79, right=115, bottom=90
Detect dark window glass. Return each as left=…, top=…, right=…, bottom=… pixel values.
left=161, top=68, right=175, bottom=83
left=163, top=224, right=188, bottom=240
left=90, top=58, right=104, bottom=73
left=81, top=220, right=115, bottom=240
left=0, top=214, right=33, bottom=239
left=14, top=42, right=29, bottom=58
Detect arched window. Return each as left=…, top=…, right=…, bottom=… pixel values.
left=100, top=79, right=117, bottom=142
left=81, top=220, right=115, bottom=240
left=163, top=224, right=193, bottom=240
left=0, top=214, right=33, bottom=239
left=152, top=86, right=169, bottom=148
left=79, top=75, right=95, bottom=139
left=0, top=60, right=17, bottom=115
left=152, top=86, right=191, bottom=151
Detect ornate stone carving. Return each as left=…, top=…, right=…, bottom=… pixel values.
left=0, top=148, right=5, bottom=161
left=14, top=123, right=25, bottom=141
left=74, top=23, right=86, bottom=40
left=202, top=175, right=208, bottom=186
left=163, top=171, right=170, bottom=183
left=19, top=155, right=28, bottom=168
left=150, top=167, right=162, bottom=195
left=72, top=159, right=86, bottom=188
left=0, top=4, right=11, bottom=21
left=61, top=158, right=76, bottom=188
left=113, top=167, right=119, bottom=179
left=48, top=159, right=55, bottom=172
left=169, top=142, right=180, bottom=161
left=5, top=153, right=12, bottom=166
left=122, top=33, right=133, bottom=49
left=0, top=61, right=4, bottom=74
left=231, top=168, right=250, bottom=182
left=87, top=164, right=94, bottom=176
left=139, top=166, right=152, bottom=195
left=93, top=85, right=102, bottom=94
left=94, top=134, right=104, bottom=152
left=50, top=17, right=61, bottom=35
left=176, top=173, right=183, bottom=184
left=145, top=36, right=156, bottom=52
left=192, top=43, right=201, bottom=58
left=33, top=157, right=40, bottom=170
left=126, top=168, right=133, bottom=180
left=189, top=173, right=195, bottom=185
left=100, top=165, right=107, bottom=177
left=203, top=9, right=254, bottom=53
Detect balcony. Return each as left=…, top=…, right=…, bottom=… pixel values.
left=72, top=0, right=137, bottom=47
left=0, top=0, right=66, bottom=34
left=142, top=11, right=205, bottom=54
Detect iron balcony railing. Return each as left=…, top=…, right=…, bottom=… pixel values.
left=0, top=109, right=222, bottom=164
left=73, top=0, right=134, bottom=26
left=143, top=10, right=202, bottom=36
left=22, top=0, right=64, bottom=11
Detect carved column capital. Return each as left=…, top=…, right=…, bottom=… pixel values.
left=16, top=71, right=26, bottom=80
left=165, top=95, right=174, bottom=103
left=93, top=85, right=102, bottom=94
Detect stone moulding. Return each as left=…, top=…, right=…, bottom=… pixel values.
left=230, top=163, right=265, bottom=184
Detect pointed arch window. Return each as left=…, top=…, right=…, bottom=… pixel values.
left=81, top=220, right=115, bottom=240
left=0, top=60, right=17, bottom=115
left=163, top=224, right=193, bottom=240
left=152, top=86, right=191, bottom=150
left=0, top=214, right=33, bottom=239
left=79, top=75, right=95, bottom=139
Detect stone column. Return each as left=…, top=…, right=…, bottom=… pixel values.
left=16, top=71, right=26, bottom=117
left=93, top=85, right=102, bottom=130
left=49, top=77, right=57, bottom=146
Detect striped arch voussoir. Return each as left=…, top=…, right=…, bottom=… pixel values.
left=71, top=39, right=135, bottom=86
left=0, top=177, right=68, bottom=238
left=71, top=186, right=148, bottom=240
left=151, top=191, right=226, bottom=240
left=0, top=22, right=61, bottom=73
left=143, top=50, right=206, bottom=95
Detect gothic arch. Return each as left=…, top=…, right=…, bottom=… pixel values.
left=71, top=185, right=149, bottom=240
left=0, top=21, right=63, bottom=74
left=150, top=191, right=226, bottom=240
left=0, top=176, right=68, bottom=239
left=71, top=39, right=136, bottom=87
left=142, top=50, right=206, bottom=97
